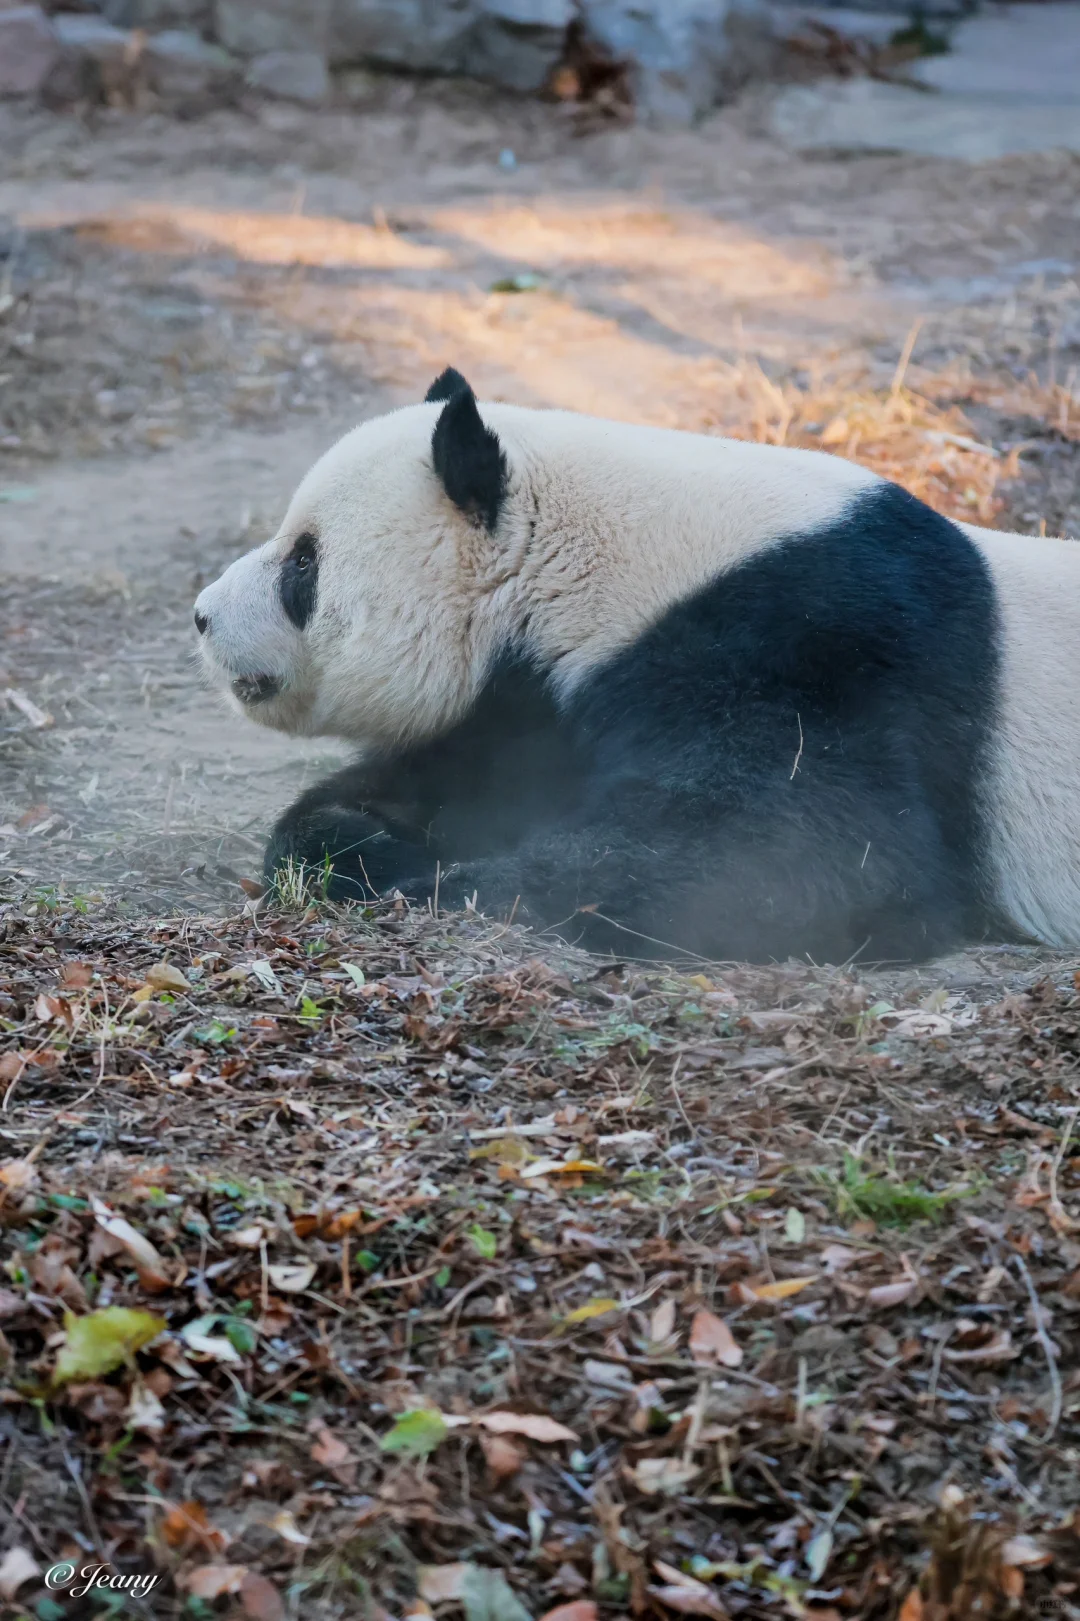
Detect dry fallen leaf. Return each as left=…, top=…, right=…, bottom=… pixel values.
left=897, top=1592, right=923, bottom=1621
left=867, top=1280, right=919, bottom=1309
left=240, top=1571, right=285, bottom=1621
left=267, top=1261, right=317, bottom=1293
left=749, top=1276, right=815, bottom=1302
left=539, top=1605, right=599, bottom=1621
left=163, top=1501, right=227, bottom=1553
left=481, top=1433, right=525, bottom=1479
left=475, top=1410, right=579, bottom=1444
left=126, top=1377, right=166, bottom=1435
left=92, top=1196, right=172, bottom=1290
left=184, top=1564, right=248, bottom=1599
left=419, top=1564, right=469, bottom=1602
left=0, top=1547, right=40, bottom=1601
left=145, top=961, right=190, bottom=993
left=311, top=1425, right=355, bottom=1479
left=268, top=1510, right=310, bottom=1547
left=631, top=1456, right=700, bottom=1496
left=689, top=1307, right=743, bottom=1367
left=0, top=1157, right=37, bottom=1192
left=1000, top=1534, right=1050, bottom=1569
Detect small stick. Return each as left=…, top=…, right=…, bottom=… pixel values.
left=1012, top=1251, right=1062, bottom=1440
left=890, top=317, right=924, bottom=399
left=790, top=711, right=804, bottom=780
left=1048, top=1104, right=1079, bottom=1231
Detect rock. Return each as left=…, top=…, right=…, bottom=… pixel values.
left=0, top=6, right=60, bottom=97
left=142, top=28, right=240, bottom=104
left=98, top=0, right=211, bottom=26
left=767, top=5, right=911, bottom=48
left=328, top=0, right=479, bottom=75
left=46, top=11, right=134, bottom=103
left=215, top=0, right=332, bottom=56
left=770, top=77, right=1080, bottom=161
left=247, top=47, right=329, bottom=104
left=582, top=0, right=774, bottom=125
left=909, top=2, right=1080, bottom=101
left=465, top=0, right=574, bottom=93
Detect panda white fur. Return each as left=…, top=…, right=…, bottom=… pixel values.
left=194, top=367, right=1080, bottom=963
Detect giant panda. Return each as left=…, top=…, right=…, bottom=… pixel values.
left=193, top=367, right=1080, bottom=964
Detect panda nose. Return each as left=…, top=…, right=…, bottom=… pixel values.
left=194, top=609, right=209, bottom=636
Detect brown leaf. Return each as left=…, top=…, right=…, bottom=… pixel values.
left=898, top=1591, right=923, bottom=1621
left=310, top=1424, right=356, bottom=1483
left=650, top=1296, right=677, bottom=1343
left=867, top=1280, right=918, bottom=1309
left=145, top=961, right=190, bottom=993
left=748, top=1277, right=815, bottom=1301
left=689, top=1307, right=743, bottom=1367
left=0, top=1158, right=37, bottom=1192
left=184, top=1564, right=248, bottom=1599
left=59, top=961, right=93, bottom=990
left=419, top=1564, right=468, bottom=1602
left=0, top=1052, right=22, bottom=1083
left=476, top=1411, right=579, bottom=1444
left=34, top=992, right=73, bottom=1029
left=91, top=1197, right=171, bottom=1291
left=310, top=1426, right=351, bottom=1467
left=539, top=1605, right=599, bottom=1621
left=240, top=1572, right=285, bottom=1621
left=162, top=1500, right=226, bottom=1553
left=481, top=1433, right=525, bottom=1480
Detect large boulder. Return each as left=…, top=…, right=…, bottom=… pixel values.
left=247, top=47, right=330, bottom=103
left=142, top=28, right=241, bottom=102
left=97, top=0, right=212, bottom=27
left=466, top=0, right=574, bottom=92
left=47, top=11, right=133, bottom=103
left=581, top=0, right=774, bottom=125
left=328, top=0, right=480, bottom=74
left=328, top=0, right=571, bottom=91
left=214, top=0, right=332, bottom=55
left=0, top=6, right=61, bottom=97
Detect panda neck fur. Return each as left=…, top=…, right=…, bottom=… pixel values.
left=479, top=406, right=879, bottom=696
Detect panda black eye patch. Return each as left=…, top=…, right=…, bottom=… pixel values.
left=280, top=532, right=319, bottom=629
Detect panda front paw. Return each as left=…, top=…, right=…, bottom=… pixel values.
left=265, top=804, right=432, bottom=902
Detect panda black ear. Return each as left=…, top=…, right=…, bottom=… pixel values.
left=425, top=367, right=472, bottom=404
left=431, top=384, right=508, bottom=533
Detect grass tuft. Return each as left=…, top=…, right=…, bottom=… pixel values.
left=823, top=1150, right=972, bottom=1227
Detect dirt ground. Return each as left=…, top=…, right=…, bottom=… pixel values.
left=0, top=79, right=1079, bottom=1621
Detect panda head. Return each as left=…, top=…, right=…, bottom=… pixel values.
left=193, top=369, right=522, bottom=746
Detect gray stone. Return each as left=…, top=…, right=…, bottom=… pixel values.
left=247, top=47, right=330, bottom=103
left=98, top=0, right=211, bottom=27
left=0, top=5, right=60, bottom=96
left=142, top=27, right=240, bottom=101
left=215, top=0, right=332, bottom=56
left=766, top=5, right=911, bottom=48
left=910, top=3, right=1080, bottom=102
left=769, top=0, right=971, bottom=13
left=328, top=0, right=479, bottom=74
left=46, top=10, right=133, bottom=102
left=52, top=13, right=131, bottom=62
left=465, top=0, right=574, bottom=92
left=582, top=0, right=773, bottom=125
left=770, top=78, right=1080, bottom=161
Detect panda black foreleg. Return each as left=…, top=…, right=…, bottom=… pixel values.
left=264, top=763, right=440, bottom=902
